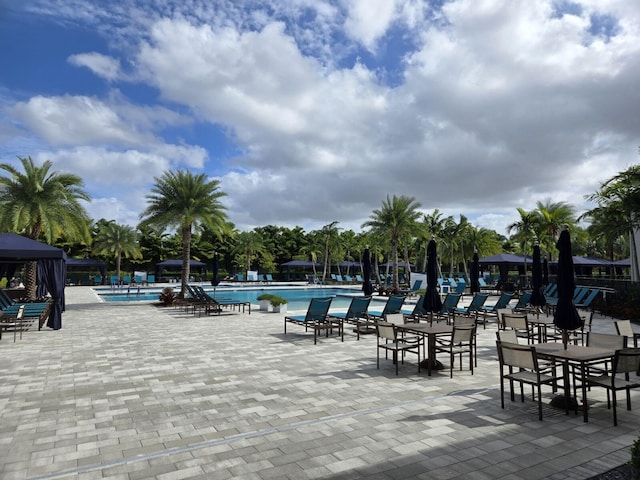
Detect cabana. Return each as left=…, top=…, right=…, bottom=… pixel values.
left=155, top=259, right=207, bottom=281
left=0, top=232, right=66, bottom=329
left=66, top=258, right=107, bottom=285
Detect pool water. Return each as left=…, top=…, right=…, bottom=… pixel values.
left=96, top=286, right=388, bottom=311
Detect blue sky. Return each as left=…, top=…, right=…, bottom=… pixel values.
left=1, top=0, right=639, bottom=236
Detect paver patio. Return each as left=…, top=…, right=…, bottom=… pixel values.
left=0, top=286, right=637, bottom=479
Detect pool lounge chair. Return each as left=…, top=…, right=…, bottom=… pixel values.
left=284, top=297, right=339, bottom=344
left=328, top=296, right=372, bottom=340
left=401, top=279, right=422, bottom=296
left=454, top=292, right=489, bottom=326
left=367, top=295, right=406, bottom=321
left=478, top=292, right=514, bottom=327
left=0, top=289, right=52, bottom=330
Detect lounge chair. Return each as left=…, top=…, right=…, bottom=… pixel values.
left=413, top=293, right=462, bottom=325
left=191, top=285, right=251, bottom=314
left=328, top=296, right=372, bottom=340
left=575, top=288, right=600, bottom=309
left=510, top=291, right=532, bottom=312
left=367, top=295, right=406, bottom=320
left=355, top=274, right=363, bottom=282
left=401, top=295, right=426, bottom=318
left=265, top=274, right=273, bottom=283
left=401, top=279, right=422, bottom=296
left=284, top=297, right=339, bottom=344
left=455, top=292, right=489, bottom=326
left=147, top=274, right=155, bottom=284
left=478, top=292, right=514, bottom=326
left=0, top=289, right=52, bottom=331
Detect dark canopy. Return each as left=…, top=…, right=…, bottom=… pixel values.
left=0, top=232, right=66, bottom=329
left=478, top=253, right=532, bottom=265
left=156, top=259, right=207, bottom=278
left=66, top=258, right=107, bottom=279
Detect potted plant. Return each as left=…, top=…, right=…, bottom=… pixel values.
left=159, top=287, right=176, bottom=307
left=269, top=295, right=288, bottom=313
left=257, top=293, right=274, bottom=312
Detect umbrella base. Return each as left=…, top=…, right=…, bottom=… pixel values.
left=353, top=327, right=376, bottom=335
left=549, top=394, right=584, bottom=412
left=419, top=358, right=444, bottom=370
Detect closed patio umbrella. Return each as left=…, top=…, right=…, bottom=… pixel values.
left=211, top=253, right=220, bottom=297
left=553, top=227, right=582, bottom=347
left=362, top=247, right=374, bottom=296
left=422, top=239, right=443, bottom=314
left=470, top=250, right=480, bottom=294
left=529, top=241, right=546, bottom=311
left=543, top=258, right=549, bottom=286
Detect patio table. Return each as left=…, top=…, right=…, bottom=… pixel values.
left=535, top=342, right=616, bottom=422
left=397, top=324, right=453, bottom=376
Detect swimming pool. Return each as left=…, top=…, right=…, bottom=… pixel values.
left=96, top=286, right=388, bottom=311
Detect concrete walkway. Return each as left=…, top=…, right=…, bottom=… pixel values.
left=0, top=287, right=637, bottom=479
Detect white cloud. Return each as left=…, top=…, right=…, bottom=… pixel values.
left=4, top=0, right=640, bottom=236
left=68, top=52, right=122, bottom=81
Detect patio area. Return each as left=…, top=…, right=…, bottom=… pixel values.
left=0, top=286, right=637, bottom=479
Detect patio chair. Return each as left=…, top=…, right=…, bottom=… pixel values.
left=496, top=341, right=559, bottom=420
left=0, top=289, right=52, bottom=330
left=615, top=320, right=640, bottom=348
left=284, top=297, right=338, bottom=344
left=578, top=348, right=640, bottom=426
left=502, top=312, right=535, bottom=344
left=434, top=324, right=476, bottom=377
left=376, top=321, right=421, bottom=375
left=415, top=293, right=461, bottom=325
left=327, top=296, right=371, bottom=340
left=367, top=295, right=405, bottom=320
left=0, top=304, right=25, bottom=342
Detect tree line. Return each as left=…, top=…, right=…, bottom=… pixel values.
left=0, top=156, right=637, bottom=298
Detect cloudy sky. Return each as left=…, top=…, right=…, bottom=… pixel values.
left=1, top=0, right=639, bottom=236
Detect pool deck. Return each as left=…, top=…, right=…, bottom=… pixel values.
left=0, top=286, right=637, bottom=479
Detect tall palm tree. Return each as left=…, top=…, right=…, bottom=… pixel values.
left=507, top=207, right=538, bottom=276
left=139, top=170, right=228, bottom=297
left=232, top=231, right=268, bottom=273
left=535, top=200, right=576, bottom=261
left=319, top=221, right=341, bottom=283
left=0, top=156, right=91, bottom=299
left=583, top=164, right=640, bottom=280
left=92, top=221, right=142, bottom=279
left=362, top=195, right=422, bottom=292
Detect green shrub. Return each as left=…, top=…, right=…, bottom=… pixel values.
left=257, top=293, right=275, bottom=301
left=269, top=295, right=288, bottom=307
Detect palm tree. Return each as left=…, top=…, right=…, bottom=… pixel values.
left=507, top=207, right=538, bottom=277
left=232, top=231, right=268, bottom=273
left=92, top=221, right=142, bottom=279
left=0, top=156, right=91, bottom=299
left=319, top=221, right=341, bottom=283
left=139, top=170, right=228, bottom=297
left=362, top=195, right=422, bottom=292
left=583, top=164, right=640, bottom=280
left=535, top=200, right=576, bottom=261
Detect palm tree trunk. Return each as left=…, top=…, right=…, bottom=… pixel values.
left=24, top=261, right=37, bottom=300
left=181, top=225, right=192, bottom=297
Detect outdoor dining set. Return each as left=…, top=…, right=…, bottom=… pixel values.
left=283, top=289, right=640, bottom=426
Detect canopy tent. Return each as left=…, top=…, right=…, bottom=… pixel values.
left=0, top=232, right=66, bottom=329
left=155, top=259, right=207, bottom=280
left=278, top=260, right=323, bottom=281
left=477, top=253, right=532, bottom=265
left=66, top=258, right=107, bottom=284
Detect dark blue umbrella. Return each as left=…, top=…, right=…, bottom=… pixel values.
left=553, top=228, right=582, bottom=347
left=422, top=239, right=443, bottom=313
left=529, top=242, right=546, bottom=310
left=470, top=250, right=480, bottom=294
left=362, top=247, right=374, bottom=296
left=211, top=253, right=220, bottom=297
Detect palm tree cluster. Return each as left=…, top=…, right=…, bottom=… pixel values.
left=0, top=156, right=637, bottom=301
